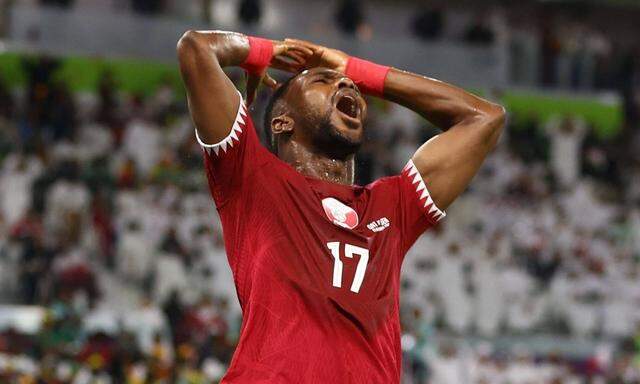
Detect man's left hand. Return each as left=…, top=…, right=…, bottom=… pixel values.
left=284, top=38, right=349, bottom=74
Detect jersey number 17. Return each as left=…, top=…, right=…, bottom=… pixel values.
left=326, top=242, right=370, bottom=293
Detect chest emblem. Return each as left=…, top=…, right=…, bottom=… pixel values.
left=367, top=217, right=390, bottom=233
left=321, top=197, right=359, bottom=230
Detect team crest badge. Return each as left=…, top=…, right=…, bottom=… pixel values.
left=321, top=197, right=359, bottom=230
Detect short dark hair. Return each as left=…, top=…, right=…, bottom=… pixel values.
left=262, top=73, right=300, bottom=152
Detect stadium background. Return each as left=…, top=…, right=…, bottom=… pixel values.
left=0, top=0, right=639, bottom=382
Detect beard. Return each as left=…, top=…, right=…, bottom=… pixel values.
left=310, top=107, right=363, bottom=160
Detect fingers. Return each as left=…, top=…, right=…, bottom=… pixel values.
left=284, top=38, right=319, bottom=51
left=274, top=51, right=305, bottom=67
left=270, top=40, right=317, bottom=74
left=290, top=45, right=314, bottom=58
left=273, top=41, right=314, bottom=58
left=262, top=73, right=279, bottom=90
left=309, top=47, right=325, bottom=63
left=291, top=47, right=323, bottom=72
left=245, top=72, right=262, bottom=106
left=246, top=71, right=280, bottom=106
left=271, top=56, right=304, bottom=74
left=283, top=50, right=307, bottom=65
left=283, top=39, right=325, bottom=68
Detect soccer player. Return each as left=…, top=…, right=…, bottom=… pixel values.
left=177, top=30, right=505, bottom=383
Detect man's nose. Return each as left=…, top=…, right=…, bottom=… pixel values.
left=337, top=77, right=356, bottom=90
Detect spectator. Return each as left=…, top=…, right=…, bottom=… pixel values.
left=116, top=220, right=154, bottom=287
left=335, top=0, right=365, bottom=36
left=411, top=5, right=445, bottom=41
left=463, top=15, right=495, bottom=45
left=0, top=77, right=13, bottom=120
left=426, top=343, right=469, bottom=384
left=540, top=19, right=561, bottom=87
left=545, top=115, right=587, bottom=189
left=0, top=152, right=43, bottom=227
left=153, top=246, right=189, bottom=303
left=238, top=0, right=262, bottom=26
left=122, top=297, right=170, bottom=356
left=96, top=71, right=120, bottom=128
left=44, top=160, right=90, bottom=242
left=472, top=242, right=505, bottom=337
left=434, top=242, right=471, bottom=334
left=47, top=82, right=77, bottom=141
left=12, top=211, right=48, bottom=304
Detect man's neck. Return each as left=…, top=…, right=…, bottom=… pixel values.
left=278, top=141, right=355, bottom=185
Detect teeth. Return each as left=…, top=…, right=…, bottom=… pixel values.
left=336, top=94, right=358, bottom=119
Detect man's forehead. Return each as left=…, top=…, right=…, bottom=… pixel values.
left=297, top=67, right=341, bottom=80
left=283, top=67, right=343, bottom=98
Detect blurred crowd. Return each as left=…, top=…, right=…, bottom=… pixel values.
left=0, top=57, right=240, bottom=383
left=398, top=111, right=640, bottom=383
left=0, top=49, right=639, bottom=383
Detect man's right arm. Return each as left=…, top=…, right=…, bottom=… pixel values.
left=177, top=30, right=249, bottom=145
left=177, top=31, right=312, bottom=146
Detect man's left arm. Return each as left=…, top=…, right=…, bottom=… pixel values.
left=286, top=39, right=505, bottom=210
left=382, top=68, right=505, bottom=210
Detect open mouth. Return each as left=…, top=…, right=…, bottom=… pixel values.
left=335, top=94, right=359, bottom=119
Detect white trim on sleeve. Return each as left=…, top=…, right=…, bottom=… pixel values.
left=196, top=90, right=248, bottom=157
left=402, top=160, right=446, bottom=223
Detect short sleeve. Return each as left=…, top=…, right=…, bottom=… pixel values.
left=196, top=90, right=272, bottom=207
left=397, top=159, right=446, bottom=252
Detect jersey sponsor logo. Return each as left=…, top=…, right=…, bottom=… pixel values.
left=367, top=217, right=390, bottom=232
left=321, top=197, right=359, bottom=230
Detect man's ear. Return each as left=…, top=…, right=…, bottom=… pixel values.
left=271, top=114, right=295, bottom=135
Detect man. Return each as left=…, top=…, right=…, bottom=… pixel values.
left=177, top=30, right=504, bottom=383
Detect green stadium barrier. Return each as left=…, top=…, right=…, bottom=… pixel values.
left=0, top=52, right=182, bottom=95
left=0, top=52, right=622, bottom=138
left=502, top=91, right=622, bottom=139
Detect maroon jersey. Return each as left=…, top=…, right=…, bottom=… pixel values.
left=197, top=92, right=445, bottom=383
